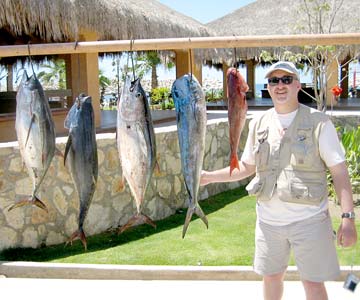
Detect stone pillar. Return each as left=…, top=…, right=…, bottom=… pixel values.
left=68, top=31, right=100, bottom=128
left=174, top=50, right=202, bottom=84
left=245, top=59, right=255, bottom=99
left=326, top=59, right=339, bottom=106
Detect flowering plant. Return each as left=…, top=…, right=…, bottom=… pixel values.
left=331, top=85, right=343, bottom=97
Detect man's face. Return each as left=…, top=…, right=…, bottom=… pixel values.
left=267, top=70, right=301, bottom=113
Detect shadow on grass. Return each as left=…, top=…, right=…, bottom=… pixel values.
left=0, top=186, right=248, bottom=262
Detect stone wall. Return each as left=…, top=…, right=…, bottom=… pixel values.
left=0, top=112, right=358, bottom=251
left=0, top=118, right=248, bottom=251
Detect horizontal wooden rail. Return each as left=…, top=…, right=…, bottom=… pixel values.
left=0, top=33, right=359, bottom=57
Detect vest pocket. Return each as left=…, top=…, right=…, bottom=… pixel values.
left=246, top=175, right=265, bottom=196
left=290, top=127, right=315, bottom=168
left=253, top=128, right=269, bottom=169
left=287, top=180, right=326, bottom=205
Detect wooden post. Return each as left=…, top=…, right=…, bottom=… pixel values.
left=245, top=59, right=255, bottom=99
left=174, top=49, right=202, bottom=84
left=68, top=31, right=100, bottom=128
left=326, top=59, right=339, bottom=106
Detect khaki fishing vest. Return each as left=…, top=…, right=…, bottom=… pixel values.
left=246, top=104, right=330, bottom=206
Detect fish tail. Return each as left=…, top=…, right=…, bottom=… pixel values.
left=8, top=195, right=48, bottom=213
left=229, top=153, right=240, bottom=176
left=182, top=204, right=208, bottom=239
left=65, top=228, right=87, bottom=251
left=118, top=213, right=156, bottom=234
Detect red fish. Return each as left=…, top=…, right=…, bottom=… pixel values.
left=227, top=67, right=249, bottom=176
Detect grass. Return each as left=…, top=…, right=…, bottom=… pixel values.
left=0, top=186, right=359, bottom=266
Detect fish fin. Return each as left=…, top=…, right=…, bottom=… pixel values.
left=8, top=195, right=48, bottom=213
left=64, top=135, right=72, bottom=165
left=229, top=153, right=240, bottom=176
left=118, top=213, right=156, bottom=234
left=65, top=229, right=87, bottom=251
left=182, top=204, right=208, bottom=239
left=25, top=114, right=36, bottom=148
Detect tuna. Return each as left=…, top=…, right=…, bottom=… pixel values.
left=171, top=74, right=208, bottom=238
left=227, top=67, right=249, bottom=176
left=10, top=70, right=56, bottom=212
left=64, top=94, right=98, bottom=250
left=117, top=76, right=157, bottom=233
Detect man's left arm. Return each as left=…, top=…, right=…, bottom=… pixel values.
left=329, top=162, right=357, bottom=247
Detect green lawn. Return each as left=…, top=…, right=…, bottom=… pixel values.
left=0, top=186, right=358, bottom=266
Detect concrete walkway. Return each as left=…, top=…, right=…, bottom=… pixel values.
left=1, top=262, right=360, bottom=299
left=0, top=278, right=358, bottom=300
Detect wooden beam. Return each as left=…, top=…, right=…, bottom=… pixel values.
left=0, top=33, right=359, bottom=57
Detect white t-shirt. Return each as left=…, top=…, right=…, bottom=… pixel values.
left=241, top=108, right=345, bottom=226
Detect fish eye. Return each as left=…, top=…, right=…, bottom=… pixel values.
left=136, top=92, right=141, bottom=98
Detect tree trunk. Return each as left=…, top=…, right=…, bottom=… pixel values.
left=151, top=64, right=158, bottom=90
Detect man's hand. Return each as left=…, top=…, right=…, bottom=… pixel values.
left=337, top=218, right=357, bottom=247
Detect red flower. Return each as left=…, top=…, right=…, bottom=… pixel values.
left=331, top=86, right=343, bottom=97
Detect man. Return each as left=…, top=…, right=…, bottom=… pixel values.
left=200, top=61, right=357, bottom=300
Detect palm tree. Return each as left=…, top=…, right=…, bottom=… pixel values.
left=136, top=51, right=174, bottom=90
left=37, top=59, right=66, bottom=89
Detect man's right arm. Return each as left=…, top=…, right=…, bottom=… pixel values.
left=200, top=161, right=256, bottom=186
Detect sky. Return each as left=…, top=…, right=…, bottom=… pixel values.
left=156, top=0, right=255, bottom=24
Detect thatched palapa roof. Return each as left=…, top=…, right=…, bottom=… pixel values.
left=207, top=0, right=360, bottom=63
left=0, top=0, right=212, bottom=43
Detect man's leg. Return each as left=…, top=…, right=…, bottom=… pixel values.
left=302, top=280, right=328, bottom=300
left=263, top=272, right=285, bottom=300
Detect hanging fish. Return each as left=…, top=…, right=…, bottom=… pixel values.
left=10, top=70, right=56, bottom=212
left=117, top=76, right=157, bottom=233
left=64, top=94, right=98, bottom=251
left=227, top=67, right=249, bottom=176
left=171, top=74, right=208, bottom=238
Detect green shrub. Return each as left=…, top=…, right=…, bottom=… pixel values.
left=150, top=87, right=170, bottom=105
left=205, top=89, right=224, bottom=102
left=328, top=126, right=360, bottom=204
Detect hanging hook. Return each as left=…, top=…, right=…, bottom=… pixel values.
left=74, top=40, right=79, bottom=50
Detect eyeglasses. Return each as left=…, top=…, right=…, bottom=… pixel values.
left=267, top=75, right=294, bottom=86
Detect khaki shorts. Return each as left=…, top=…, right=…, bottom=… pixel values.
left=253, top=210, right=340, bottom=282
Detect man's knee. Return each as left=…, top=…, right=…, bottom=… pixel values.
left=263, top=272, right=285, bottom=283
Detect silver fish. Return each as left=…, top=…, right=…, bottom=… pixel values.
left=171, top=74, right=208, bottom=238
left=117, top=76, right=157, bottom=233
left=10, top=70, right=56, bottom=212
left=64, top=94, right=98, bottom=250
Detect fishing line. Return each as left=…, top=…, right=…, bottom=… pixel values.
left=233, top=47, right=238, bottom=69
left=130, top=39, right=136, bottom=81
left=27, top=42, right=36, bottom=77
left=188, top=38, right=193, bottom=82
left=74, top=40, right=81, bottom=102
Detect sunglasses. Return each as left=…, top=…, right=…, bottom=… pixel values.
left=268, top=75, right=294, bottom=86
